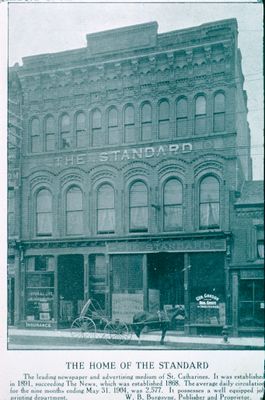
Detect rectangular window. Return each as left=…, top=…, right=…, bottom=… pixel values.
left=164, top=205, right=182, bottom=230
left=130, top=207, right=148, bottom=232
left=112, top=255, right=143, bottom=293
left=195, top=115, right=206, bottom=135
left=200, top=203, right=219, bottom=229
left=108, top=127, right=119, bottom=145
left=239, top=279, right=264, bottom=327
left=37, top=213, right=52, bottom=235
left=125, top=125, right=135, bottom=143
left=46, top=134, right=55, bottom=151
left=159, top=120, right=170, bottom=139
left=141, top=123, right=152, bottom=141
left=176, top=118, right=188, bottom=137
left=67, top=211, right=83, bottom=235
left=76, top=130, right=86, bottom=148
left=89, top=254, right=106, bottom=313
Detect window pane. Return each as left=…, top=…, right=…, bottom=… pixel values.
left=164, top=205, right=182, bottom=230
left=177, top=98, right=188, bottom=117
left=200, top=203, right=219, bottom=228
left=98, top=185, right=114, bottom=209
left=92, top=110, right=101, bottom=128
left=130, top=207, right=148, bottom=230
left=125, top=125, right=135, bottom=143
left=125, top=106, right=134, bottom=124
left=214, top=93, right=225, bottom=113
left=214, top=113, right=225, bottom=132
left=141, top=103, right=152, bottom=123
left=37, top=213, right=52, bottom=235
left=164, top=180, right=182, bottom=205
left=141, top=123, right=152, bottom=141
left=32, top=136, right=41, bottom=153
left=159, top=101, right=169, bottom=119
left=159, top=120, right=170, bottom=139
left=67, top=211, right=83, bottom=234
left=76, top=113, right=86, bottom=130
left=61, top=132, right=71, bottom=148
left=200, top=176, right=219, bottom=202
left=109, top=108, right=118, bottom=126
left=61, top=114, right=70, bottom=130
left=92, top=128, right=104, bottom=146
left=45, top=117, right=55, bottom=134
left=196, top=96, right=206, bottom=115
left=46, top=133, right=55, bottom=151
left=98, top=209, right=115, bottom=232
left=108, top=127, right=119, bottom=145
left=257, top=241, right=264, bottom=259
left=254, top=280, right=264, bottom=301
left=195, top=115, right=206, bottom=135
left=31, top=118, right=40, bottom=135
left=67, top=187, right=82, bottom=211
left=77, top=130, right=86, bottom=148
left=130, top=182, right=147, bottom=206
left=177, top=118, right=188, bottom=136
left=37, top=190, right=52, bottom=212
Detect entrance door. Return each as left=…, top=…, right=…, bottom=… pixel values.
left=58, top=255, right=84, bottom=327
left=148, top=252, right=184, bottom=313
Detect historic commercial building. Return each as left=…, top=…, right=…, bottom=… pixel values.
left=8, top=19, right=264, bottom=336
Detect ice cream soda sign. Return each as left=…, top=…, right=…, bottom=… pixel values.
left=196, top=294, right=220, bottom=309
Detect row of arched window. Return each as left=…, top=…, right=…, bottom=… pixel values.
left=35, top=175, right=220, bottom=236
left=30, top=92, right=226, bottom=152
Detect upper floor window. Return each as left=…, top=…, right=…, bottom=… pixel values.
left=124, top=105, right=135, bottom=143
left=66, top=186, right=83, bottom=235
left=36, top=189, right=52, bottom=236
left=108, top=107, right=119, bottom=145
left=163, top=179, right=183, bottom=231
left=76, top=112, right=86, bottom=148
left=30, top=118, right=41, bottom=153
left=141, top=103, right=152, bottom=141
left=60, top=114, right=71, bottom=149
left=45, top=116, right=56, bottom=151
left=8, top=189, right=15, bottom=236
left=176, top=98, right=188, bottom=137
left=199, top=176, right=220, bottom=229
left=257, top=228, right=264, bottom=259
left=158, top=100, right=170, bottom=139
left=97, top=184, right=115, bottom=233
left=129, top=181, right=148, bottom=232
left=213, top=93, right=225, bottom=132
left=195, top=95, right=206, bottom=135
left=92, top=109, right=103, bottom=146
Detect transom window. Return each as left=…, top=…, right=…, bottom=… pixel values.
left=108, top=108, right=119, bottom=145
left=213, top=93, right=225, bottom=132
left=124, top=105, right=135, bottom=143
left=76, top=112, right=86, bottom=148
left=199, top=176, right=220, bottom=229
left=141, top=103, right=152, bottom=141
left=163, top=179, right=183, bottom=231
left=45, top=116, right=56, bottom=151
left=97, top=184, right=115, bottom=233
left=60, top=114, right=71, bottom=149
left=66, top=186, right=83, bottom=235
left=129, top=181, right=148, bottom=232
left=36, top=189, right=52, bottom=236
left=158, top=100, right=170, bottom=139
left=30, top=118, right=41, bottom=153
left=176, top=98, right=188, bottom=137
left=195, top=95, right=206, bottom=135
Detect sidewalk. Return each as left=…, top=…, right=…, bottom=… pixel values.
left=8, top=327, right=264, bottom=350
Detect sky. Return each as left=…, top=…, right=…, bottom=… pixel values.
left=8, top=2, right=264, bottom=180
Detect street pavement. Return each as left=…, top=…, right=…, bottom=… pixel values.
left=7, top=328, right=264, bottom=350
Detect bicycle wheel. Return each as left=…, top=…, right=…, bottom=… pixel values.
left=104, top=321, right=132, bottom=345
left=71, top=317, right=96, bottom=342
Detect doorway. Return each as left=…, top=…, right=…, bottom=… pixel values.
left=58, top=255, right=84, bottom=327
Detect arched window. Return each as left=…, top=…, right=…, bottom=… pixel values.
left=97, top=184, right=115, bottom=233
left=60, top=114, right=71, bottom=149
left=124, top=105, right=135, bottom=143
left=76, top=112, right=86, bottom=148
left=66, top=186, right=83, bottom=235
left=30, top=118, right=41, bottom=153
left=158, top=100, right=170, bottom=139
left=213, top=93, right=225, bottom=132
left=199, top=176, right=220, bottom=229
left=36, top=189, right=52, bottom=235
left=141, top=103, right=152, bottom=141
left=108, top=107, right=119, bottom=145
left=195, top=95, right=206, bottom=135
left=176, top=98, right=188, bottom=137
left=92, top=109, right=103, bottom=146
left=129, top=181, right=148, bottom=232
left=45, top=116, right=55, bottom=151
left=163, top=179, right=183, bottom=231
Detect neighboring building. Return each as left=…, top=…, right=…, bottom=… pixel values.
left=7, top=19, right=263, bottom=335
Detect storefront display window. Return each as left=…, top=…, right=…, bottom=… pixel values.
left=190, top=253, right=225, bottom=326
left=239, top=279, right=264, bottom=327
left=25, top=256, right=55, bottom=326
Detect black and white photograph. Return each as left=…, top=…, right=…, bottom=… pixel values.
left=1, top=0, right=264, bottom=398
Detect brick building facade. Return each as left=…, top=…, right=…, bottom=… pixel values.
left=8, top=19, right=263, bottom=336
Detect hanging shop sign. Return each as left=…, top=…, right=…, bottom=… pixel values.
left=196, top=294, right=220, bottom=309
